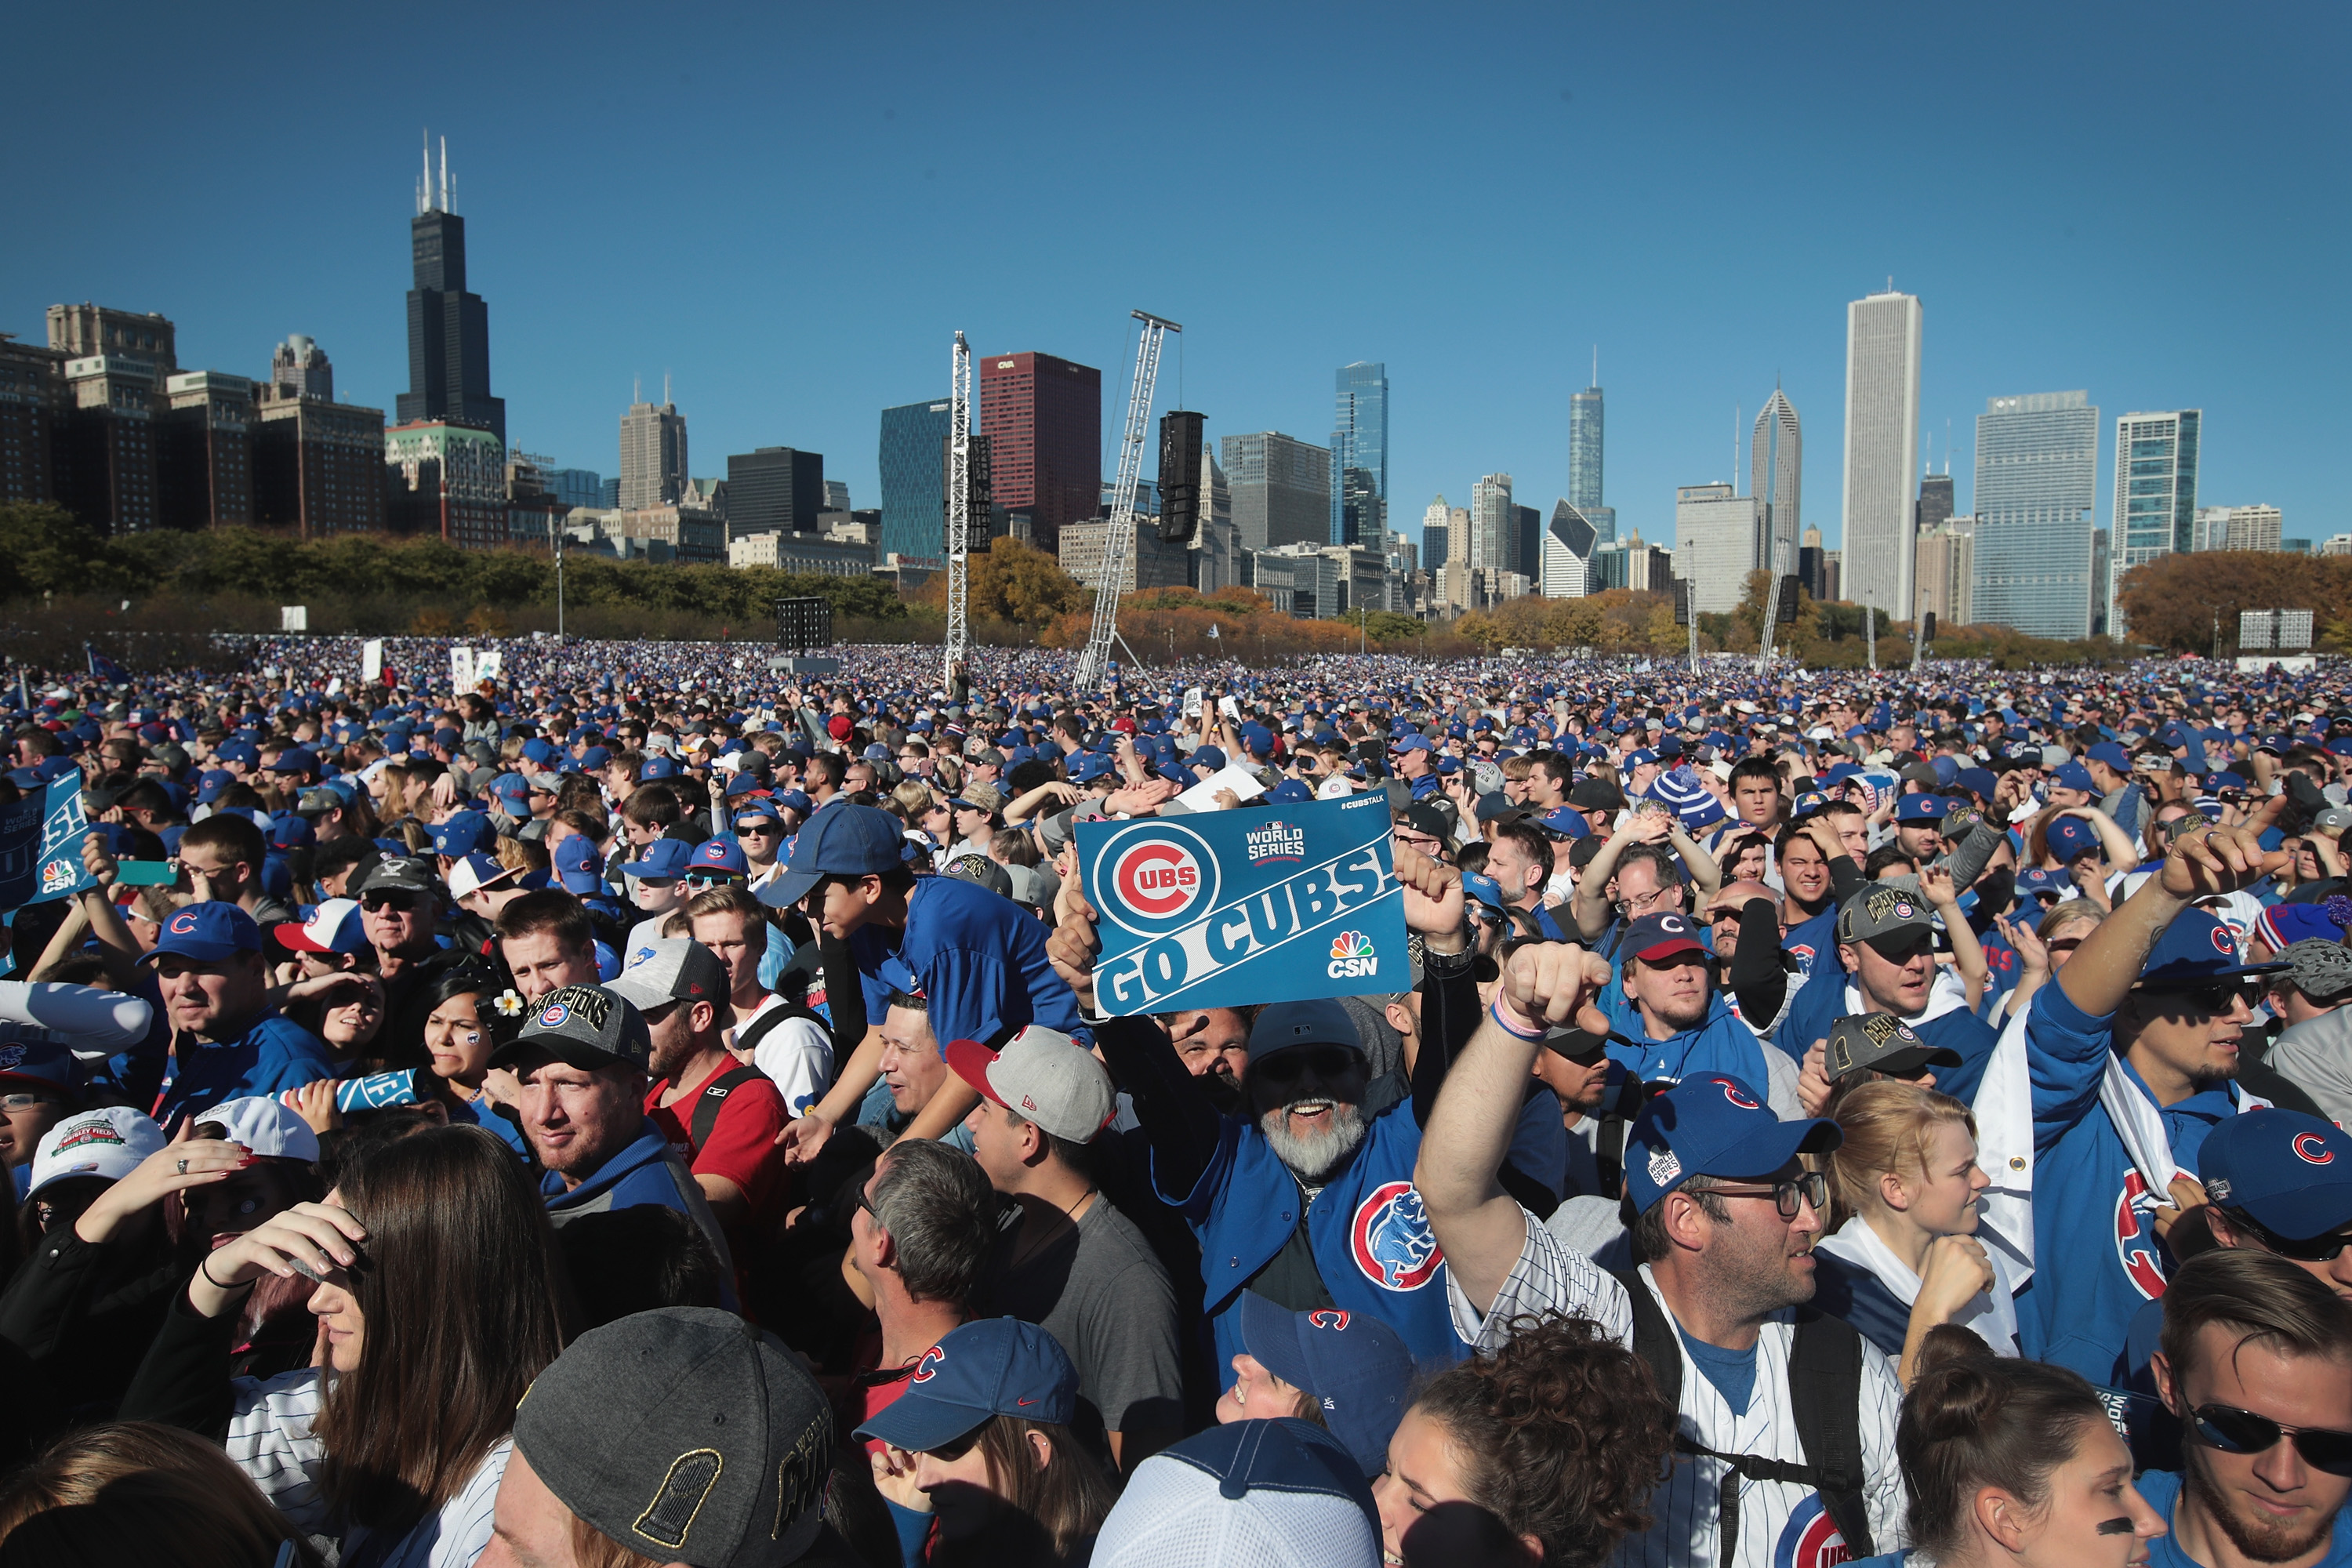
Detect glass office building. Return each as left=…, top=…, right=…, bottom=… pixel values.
left=2109, top=409, right=2200, bottom=637
left=1330, top=361, right=1387, bottom=545
left=878, top=398, right=952, bottom=560
left=1973, top=392, right=2100, bottom=638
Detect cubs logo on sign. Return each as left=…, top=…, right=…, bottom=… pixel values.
left=1099, top=824, right=1219, bottom=936
left=1773, top=1493, right=1851, bottom=1568
left=1307, top=1309, right=1352, bottom=1330
left=1351, top=1181, right=1444, bottom=1291
left=910, top=1344, right=946, bottom=1383
left=2296, top=1132, right=2335, bottom=1166
left=2114, top=1170, right=2169, bottom=1300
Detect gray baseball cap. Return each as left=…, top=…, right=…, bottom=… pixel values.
left=491, top=983, right=652, bottom=1073
left=608, top=938, right=732, bottom=1020
left=2275, top=938, right=2352, bottom=1005
left=944, top=855, right=1014, bottom=899
left=1836, top=884, right=1936, bottom=958
left=1824, top=1013, right=1962, bottom=1083
left=513, top=1307, right=847, bottom=1568
left=946, top=1024, right=1115, bottom=1143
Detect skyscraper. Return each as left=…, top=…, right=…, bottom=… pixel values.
left=878, top=397, right=953, bottom=560
left=979, top=350, right=1100, bottom=552
left=1543, top=500, right=1596, bottom=598
left=1970, top=392, right=2099, bottom=638
left=1421, top=495, right=1450, bottom=571
left=267, top=336, right=333, bottom=402
left=395, top=137, right=503, bottom=445
left=1841, top=289, right=1922, bottom=615
left=1470, top=474, right=1514, bottom=571
left=1569, top=373, right=1603, bottom=510
left=727, top=447, right=825, bottom=538
left=2110, top=410, right=2201, bottom=635
left=1675, top=483, right=1763, bottom=614
left=1221, top=433, right=1330, bottom=550
left=1916, top=474, right=1954, bottom=535
left=1751, top=388, right=1802, bottom=575
left=1513, top=503, right=1542, bottom=584
left=1330, top=361, right=1388, bottom=546
left=619, top=396, right=688, bottom=511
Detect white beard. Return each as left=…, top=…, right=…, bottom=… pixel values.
left=1258, top=1098, right=1370, bottom=1185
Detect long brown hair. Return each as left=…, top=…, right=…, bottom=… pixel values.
left=0, top=1421, right=320, bottom=1566
left=931, top=1415, right=1113, bottom=1566
left=312, top=1124, right=570, bottom=1534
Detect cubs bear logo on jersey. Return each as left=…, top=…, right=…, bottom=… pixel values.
left=2114, top=1169, right=2169, bottom=1300
left=1351, top=1180, right=1444, bottom=1291
left=1773, top=1492, right=1852, bottom=1568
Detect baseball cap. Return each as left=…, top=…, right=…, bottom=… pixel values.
left=2274, top=939, right=2352, bottom=1004
left=427, top=810, right=493, bottom=858
left=1235, top=1293, right=1414, bottom=1479
left=268, top=746, right=318, bottom=776
left=355, top=855, right=442, bottom=898
left=1092, top=1420, right=1379, bottom=1568
left=1622, top=911, right=1706, bottom=964
left=142, top=902, right=263, bottom=965
left=2050, top=760, right=2097, bottom=794
left=687, top=837, right=750, bottom=878
left=1894, top=794, right=1948, bottom=824
left=758, top=804, right=907, bottom=910
left=194, top=1095, right=320, bottom=1163
left=1836, top=885, right=1936, bottom=958
left=490, top=983, right=652, bottom=1073
left=1568, top=777, right=1624, bottom=811
left=1823, top=1013, right=1961, bottom=1083
left=2013, top=866, right=2069, bottom=902
left=855, top=1316, right=1079, bottom=1454
left=946, top=1025, right=1115, bottom=1144
left=28, top=1106, right=167, bottom=1196
left=944, top=854, right=1014, bottom=898
left=1540, top=1024, right=1612, bottom=1065
left=1001, top=862, right=1058, bottom=912
left=447, top=851, right=528, bottom=903
left=2201, top=1110, right=2352, bottom=1240
left=0, top=1040, right=84, bottom=1100
left=1536, top=804, right=1590, bottom=840
left=2045, top=815, right=2102, bottom=863
left=1624, top=1073, right=1840, bottom=1211
left=607, top=938, right=731, bottom=1016
left=1265, top=779, right=1312, bottom=804
left=1461, top=870, right=1508, bottom=916
left=1246, top=999, right=1363, bottom=1065
left=513, top=1307, right=844, bottom=1567
left=2136, top=909, right=2283, bottom=989
left=619, top=838, right=695, bottom=881
left=552, top=834, right=606, bottom=893
left=273, top=898, right=368, bottom=954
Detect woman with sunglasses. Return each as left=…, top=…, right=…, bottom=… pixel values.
left=1844, top=1327, right=2165, bottom=1568
left=121, top=1123, right=568, bottom=1568
left=1991, top=899, right=2103, bottom=1023
left=858, top=1316, right=1114, bottom=1568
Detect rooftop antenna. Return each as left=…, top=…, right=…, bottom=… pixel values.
left=1733, top=405, right=1740, bottom=490
left=1592, top=345, right=1598, bottom=388
left=633, top=376, right=641, bottom=405
left=663, top=372, right=671, bottom=408
left=438, top=136, right=448, bottom=213
left=1945, top=417, right=1952, bottom=475
left=419, top=131, right=430, bottom=215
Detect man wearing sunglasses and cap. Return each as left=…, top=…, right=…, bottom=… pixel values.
left=1415, top=940, right=1905, bottom=1567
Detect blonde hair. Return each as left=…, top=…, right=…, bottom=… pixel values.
left=1829, top=1079, right=1976, bottom=1218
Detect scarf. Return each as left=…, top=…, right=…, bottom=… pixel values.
left=1816, top=1215, right=2023, bottom=1358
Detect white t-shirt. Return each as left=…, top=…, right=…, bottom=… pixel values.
left=735, top=992, right=833, bottom=1119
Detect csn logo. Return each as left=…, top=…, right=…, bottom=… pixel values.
left=1327, top=931, right=1377, bottom=978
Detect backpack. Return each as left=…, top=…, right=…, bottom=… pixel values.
left=1610, top=1267, right=1874, bottom=1566
left=688, top=1065, right=767, bottom=1152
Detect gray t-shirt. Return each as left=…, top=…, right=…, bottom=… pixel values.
left=2268, top=1008, right=2352, bottom=1129
left=979, top=1191, right=1183, bottom=1442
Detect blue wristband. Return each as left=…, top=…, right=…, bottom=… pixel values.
left=1489, top=997, right=1544, bottom=1041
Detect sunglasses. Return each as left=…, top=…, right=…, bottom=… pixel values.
left=1252, top=1045, right=1358, bottom=1084
left=2188, top=1402, right=2352, bottom=1476
left=360, top=891, right=426, bottom=912
left=2045, top=936, right=2084, bottom=953
left=1704, top=1170, right=1831, bottom=1221
left=2145, top=977, right=2267, bottom=1016
left=2232, top=1210, right=2352, bottom=1264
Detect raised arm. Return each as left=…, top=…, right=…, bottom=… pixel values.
left=1667, top=820, right=1721, bottom=903
left=1569, top=811, right=1670, bottom=940
left=2058, top=796, right=2285, bottom=1017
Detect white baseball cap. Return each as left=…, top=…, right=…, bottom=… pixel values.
left=28, top=1106, right=167, bottom=1196
left=195, top=1095, right=321, bottom=1163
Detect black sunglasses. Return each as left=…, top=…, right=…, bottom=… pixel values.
left=1253, top=1045, right=1358, bottom=1084
left=2232, top=1210, right=2352, bottom=1264
left=2144, top=977, right=2266, bottom=1016
left=360, top=891, right=426, bottom=912
left=2188, top=1402, right=2352, bottom=1476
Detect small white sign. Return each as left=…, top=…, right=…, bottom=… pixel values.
left=361, top=640, right=383, bottom=683
left=451, top=646, right=476, bottom=690
left=279, top=605, right=308, bottom=633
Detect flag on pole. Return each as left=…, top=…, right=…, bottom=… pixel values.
left=1208, top=623, right=1221, bottom=641
left=83, top=645, right=131, bottom=687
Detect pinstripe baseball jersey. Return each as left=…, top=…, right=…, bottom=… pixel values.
left=1447, top=1208, right=1906, bottom=1568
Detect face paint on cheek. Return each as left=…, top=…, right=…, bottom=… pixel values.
left=2096, top=1519, right=2135, bottom=1536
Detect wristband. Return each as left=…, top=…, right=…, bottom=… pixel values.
left=1489, top=997, right=1545, bottom=1042
left=198, top=1254, right=254, bottom=1294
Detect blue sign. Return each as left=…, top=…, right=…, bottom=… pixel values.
left=1079, top=793, right=1407, bottom=1015
left=0, top=778, right=95, bottom=909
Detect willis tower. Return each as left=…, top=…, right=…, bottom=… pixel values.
left=397, top=136, right=505, bottom=445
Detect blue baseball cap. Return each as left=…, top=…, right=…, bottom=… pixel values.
left=2013, top=866, right=2069, bottom=900
left=1894, top=794, right=1947, bottom=824
left=2089, top=742, right=2132, bottom=771
left=551, top=834, right=606, bottom=894
left=1236, top=1292, right=1414, bottom=1479
left=773, top=789, right=814, bottom=816
left=268, top=746, right=318, bottom=776
left=141, top=902, right=265, bottom=965
left=1246, top=998, right=1363, bottom=1065
left=1535, top=804, right=1589, bottom=840
left=0, top=1038, right=85, bottom=1101
left=1624, top=1073, right=1842, bottom=1211
left=2201, top=1110, right=2352, bottom=1240
left=2138, top=909, right=2284, bottom=989
left=2050, top=760, right=2096, bottom=794
left=731, top=800, right=784, bottom=829
left=854, top=1317, right=1078, bottom=1454
left=2046, top=815, right=2102, bottom=862
left=1461, top=870, right=1508, bottom=914
left=488, top=773, right=531, bottom=809
left=757, top=803, right=907, bottom=910
left=618, top=837, right=695, bottom=880
left=428, top=811, right=493, bottom=858
left=1391, top=734, right=1432, bottom=754
left=1266, top=779, right=1311, bottom=804
left=687, top=837, right=749, bottom=877
left=641, top=756, right=678, bottom=781
left=1190, top=744, right=1228, bottom=772
left=1069, top=752, right=1114, bottom=784
left=1623, top=910, right=1705, bottom=964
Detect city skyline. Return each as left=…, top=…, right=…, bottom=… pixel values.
left=3, top=5, right=2341, bottom=573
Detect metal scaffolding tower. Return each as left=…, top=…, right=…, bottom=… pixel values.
left=942, top=332, right=973, bottom=691
left=1073, top=310, right=1181, bottom=694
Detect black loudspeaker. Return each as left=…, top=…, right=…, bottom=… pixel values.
left=1774, top=577, right=1800, bottom=625
left=1157, top=411, right=1204, bottom=543
left=1673, top=580, right=1691, bottom=626
left=1922, top=611, right=1938, bottom=641
left=775, top=597, right=833, bottom=651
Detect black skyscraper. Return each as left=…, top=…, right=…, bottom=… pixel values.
left=397, top=140, right=504, bottom=445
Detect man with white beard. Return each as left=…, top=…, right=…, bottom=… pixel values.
left=1077, top=848, right=1477, bottom=1382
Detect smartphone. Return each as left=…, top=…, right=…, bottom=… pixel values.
left=115, top=860, right=177, bottom=886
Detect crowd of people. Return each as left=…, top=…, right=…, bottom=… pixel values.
left=0, top=638, right=2348, bottom=1568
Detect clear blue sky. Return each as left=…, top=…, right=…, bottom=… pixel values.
left=9, top=3, right=2346, bottom=555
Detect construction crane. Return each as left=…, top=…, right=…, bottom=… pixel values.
left=1755, top=539, right=1785, bottom=675
left=1073, top=310, right=1181, bottom=695
left=942, top=332, right=973, bottom=692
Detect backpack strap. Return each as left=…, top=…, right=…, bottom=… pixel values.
left=735, top=1000, right=829, bottom=1059
left=1608, top=1272, right=1874, bottom=1567
left=689, top=1065, right=765, bottom=1152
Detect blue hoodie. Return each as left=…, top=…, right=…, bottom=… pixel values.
left=542, top=1118, right=735, bottom=1280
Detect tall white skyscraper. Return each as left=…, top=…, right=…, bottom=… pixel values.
left=619, top=397, right=688, bottom=510
left=2110, top=410, right=2201, bottom=634
left=1674, top=482, right=1764, bottom=614
left=1751, top=388, right=1802, bottom=575
left=1841, top=289, right=1922, bottom=615
left=1471, top=474, right=1513, bottom=570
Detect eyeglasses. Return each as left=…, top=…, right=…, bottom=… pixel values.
left=2187, top=1403, right=2352, bottom=1476
left=1614, top=886, right=1682, bottom=916
left=1703, top=1170, right=1830, bottom=1220
left=360, top=891, right=425, bottom=912
left=685, top=872, right=742, bottom=887
left=2231, top=1210, right=2352, bottom=1264
left=0, top=1092, right=56, bottom=1112
left=1252, top=1045, right=1359, bottom=1084
left=2147, top=978, right=2267, bottom=1016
